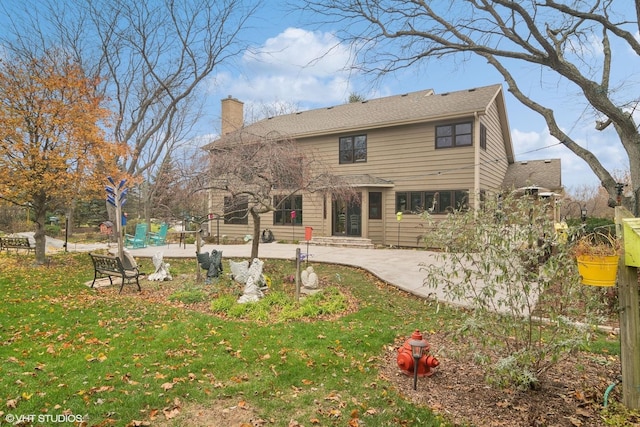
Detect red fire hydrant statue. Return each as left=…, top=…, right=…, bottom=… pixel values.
left=397, top=329, right=439, bottom=377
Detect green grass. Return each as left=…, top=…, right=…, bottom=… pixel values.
left=0, top=252, right=623, bottom=427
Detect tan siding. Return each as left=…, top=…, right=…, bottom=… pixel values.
left=302, top=122, right=475, bottom=187
left=479, top=101, right=509, bottom=192
left=368, top=220, right=384, bottom=244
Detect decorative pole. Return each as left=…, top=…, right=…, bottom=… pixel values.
left=106, top=177, right=128, bottom=260
left=295, top=247, right=301, bottom=302
left=615, top=206, right=640, bottom=410
left=396, top=212, right=403, bottom=248
left=291, top=210, right=296, bottom=242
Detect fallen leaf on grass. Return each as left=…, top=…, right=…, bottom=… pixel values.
left=162, top=406, right=180, bottom=420
left=329, top=409, right=342, bottom=418
left=324, top=392, right=339, bottom=401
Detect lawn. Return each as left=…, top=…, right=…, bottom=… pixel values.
left=0, top=252, right=450, bottom=427
left=0, top=251, right=631, bottom=426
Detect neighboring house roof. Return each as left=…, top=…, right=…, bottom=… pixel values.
left=502, top=159, right=562, bottom=192
left=207, top=84, right=513, bottom=162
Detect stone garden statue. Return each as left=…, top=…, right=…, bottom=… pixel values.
left=237, top=276, right=264, bottom=303
left=148, top=252, right=172, bottom=281
left=229, top=259, right=250, bottom=284
left=196, top=249, right=223, bottom=284
left=236, top=258, right=267, bottom=304
left=300, top=266, right=319, bottom=289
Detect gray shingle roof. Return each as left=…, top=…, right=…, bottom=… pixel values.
left=212, top=84, right=505, bottom=144
left=502, top=159, right=562, bottom=192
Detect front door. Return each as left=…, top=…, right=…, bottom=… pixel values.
left=332, top=195, right=361, bottom=236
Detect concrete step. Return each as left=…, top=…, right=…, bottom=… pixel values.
left=309, top=236, right=375, bottom=249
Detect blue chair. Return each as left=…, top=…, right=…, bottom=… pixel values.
left=148, top=223, right=168, bottom=246
left=125, top=223, right=148, bottom=248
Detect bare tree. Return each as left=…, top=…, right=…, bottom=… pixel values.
left=150, top=144, right=209, bottom=223
left=243, top=100, right=301, bottom=124
left=2, top=0, right=260, bottom=219
left=300, top=0, right=640, bottom=214
left=202, top=132, right=355, bottom=258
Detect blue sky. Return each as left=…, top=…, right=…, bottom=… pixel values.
left=198, top=1, right=637, bottom=194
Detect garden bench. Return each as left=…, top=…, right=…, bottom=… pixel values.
left=0, top=236, right=35, bottom=253
left=89, top=253, right=141, bottom=294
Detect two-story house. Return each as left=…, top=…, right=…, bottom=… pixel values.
left=205, top=84, right=561, bottom=247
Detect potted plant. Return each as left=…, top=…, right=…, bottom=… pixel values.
left=572, top=232, right=621, bottom=287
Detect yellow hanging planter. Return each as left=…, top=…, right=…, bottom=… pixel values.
left=572, top=232, right=621, bottom=287
left=576, top=254, right=619, bottom=287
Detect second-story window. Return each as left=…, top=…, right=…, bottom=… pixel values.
left=339, top=135, right=367, bottom=164
left=436, top=122, right=472, bottom=148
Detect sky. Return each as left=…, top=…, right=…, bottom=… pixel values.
left=197, top=1, right=637, bottom=194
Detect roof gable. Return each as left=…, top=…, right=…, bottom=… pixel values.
left=502, top=159, right=563, bottom=192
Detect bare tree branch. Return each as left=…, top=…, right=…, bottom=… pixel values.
left=298, top=0, right=640, bottom=213
left=204, top=132, right=355, bottom=258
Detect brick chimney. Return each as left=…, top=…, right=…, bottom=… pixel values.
left=221, top=95, right=244, bottom=135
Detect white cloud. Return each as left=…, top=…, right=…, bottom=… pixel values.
left=210, top=28, right=357, bottom=107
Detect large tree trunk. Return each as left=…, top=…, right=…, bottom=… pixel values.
left=33, top=194, right=48, bottom=265
left=250, top=208, right=260, bottom=259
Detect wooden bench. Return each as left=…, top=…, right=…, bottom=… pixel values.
left=0, top=236, right=35, bottom=253
left=89, top=253, right=141, bottom=294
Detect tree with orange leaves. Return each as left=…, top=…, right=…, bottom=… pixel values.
left=0, top=51, right=128, bottom=264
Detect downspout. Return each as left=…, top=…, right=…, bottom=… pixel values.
left=473, top=112, right=481, bottom=216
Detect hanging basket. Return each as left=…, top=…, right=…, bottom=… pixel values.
left=576, top=254, right=619, bottom=287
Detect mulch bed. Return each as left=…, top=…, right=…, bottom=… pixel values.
left=379, top=332, right=628, bottom=427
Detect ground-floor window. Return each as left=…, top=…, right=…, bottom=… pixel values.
left=396, top=190, right=469, bottom=214
left=273, top=194, right=303, bottom=225
left=224, top=195, right=249, bottom=224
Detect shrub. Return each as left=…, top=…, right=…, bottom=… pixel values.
left=420, top=192, right=596, bottom=389
left=168, top=284, right=207, bottom=304
left=45, top=224, right=61, bottom=237
left=210, top=294, right=236, bottom=313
